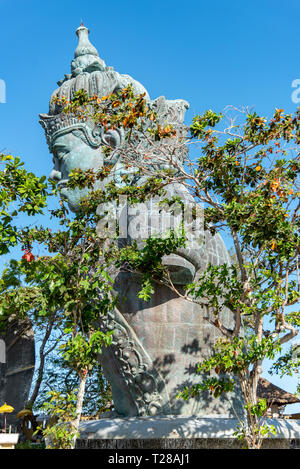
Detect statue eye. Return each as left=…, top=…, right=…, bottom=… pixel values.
left=55, top=149, right=69, bottom=161
left=102, top=130, right=121, bottom=149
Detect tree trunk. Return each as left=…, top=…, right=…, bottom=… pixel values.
left=26, top=314, right=56, bottom=409
left=70, top=369, right=88, bottom=449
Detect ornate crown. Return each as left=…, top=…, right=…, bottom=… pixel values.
left=39, top=113, right=103, bottom=151
left=39, top=23, right=150, bottom=152
left=39, top=24, right=189, bottom=156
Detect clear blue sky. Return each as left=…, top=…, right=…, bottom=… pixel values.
left=0, top=0, right=299, bottom=412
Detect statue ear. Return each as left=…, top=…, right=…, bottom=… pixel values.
left=102, top=129, right=123, bottom=149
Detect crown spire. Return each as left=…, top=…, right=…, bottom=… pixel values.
left=74, top=24, right=99, bottom=58
left=71, top=24, right=106, bottom=76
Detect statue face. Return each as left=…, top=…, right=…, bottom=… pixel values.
left=50, top=132, right=104, bottom=211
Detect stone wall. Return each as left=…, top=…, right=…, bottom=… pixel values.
left=76, top=416, right=300, bottom=450
left=75, top=437, right=300, bottom=449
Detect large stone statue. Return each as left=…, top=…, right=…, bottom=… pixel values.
left=40, top=25, right=244, bottom=419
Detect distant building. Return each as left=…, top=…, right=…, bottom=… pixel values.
left=257, top=377, right=300, bottom=418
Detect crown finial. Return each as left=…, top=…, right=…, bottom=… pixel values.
left=71, top=24, right=106, bottom=76
left=74, top=24, right=99, bottom=58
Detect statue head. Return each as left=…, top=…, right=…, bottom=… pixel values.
left=39, top=24, right=188, bottom=211
left=39, top=110, right=123, bottom=211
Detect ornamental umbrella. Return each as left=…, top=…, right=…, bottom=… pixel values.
left=0, top=403, right=14, bottom=433
left=17, top=408, right=36, bottom=439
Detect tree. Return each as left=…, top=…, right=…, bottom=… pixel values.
left=0, top=152, right=47, bottom=255
left=0, top=152, right=48, bottom=433
left=34, top=355, right=112, bottom=418
left=60, top=89, right=299, bottom=449
left=0, top=190, right=115, bottom=448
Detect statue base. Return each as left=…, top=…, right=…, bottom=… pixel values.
left=76, top=416, right=300, bottom=449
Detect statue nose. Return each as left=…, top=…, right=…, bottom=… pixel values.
left=50, top=169, right=62, bottom=182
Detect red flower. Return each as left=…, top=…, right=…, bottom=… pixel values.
left=22, top=250, right=35, bottom=262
